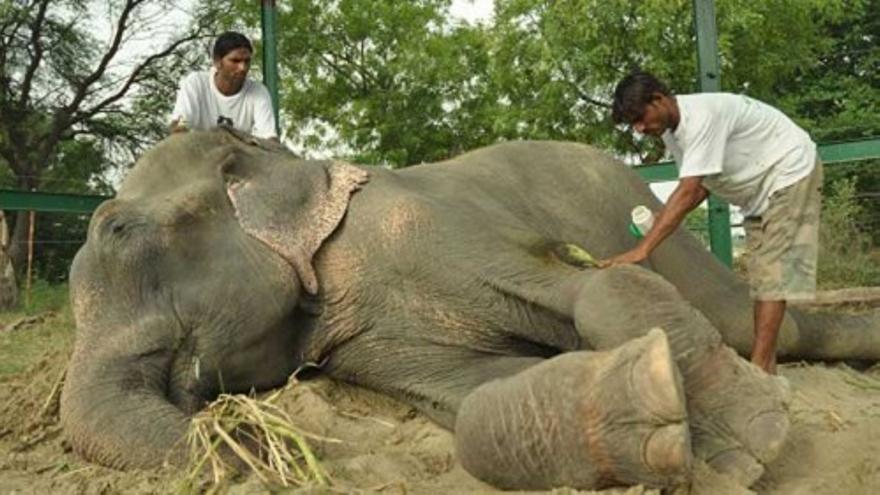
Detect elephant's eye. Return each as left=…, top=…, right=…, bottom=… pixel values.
left=108, top=218, right=126, bottom=235
left=99, top=213, right=142, bottom=240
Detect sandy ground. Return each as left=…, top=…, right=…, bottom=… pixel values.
left=3, top=311, right=880, bottom=494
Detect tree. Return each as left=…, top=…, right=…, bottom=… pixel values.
left=216, top=0, right=876, bottom=204
left=0, top=0, right=219, bottom=286
left=223, top=0, right=498, bottom=167
left=218, top=0, right=860, bottom=169
left=30, top=138, right=113, bottom=283
left=487, top=0, right=853, bottom=162
left=772, top=0, right=880, bottom=242
left=771, top=0, right=878, bottom=143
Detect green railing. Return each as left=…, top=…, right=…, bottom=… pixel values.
left=634, top=137, right=880, bottom=182
left=0, top=190, right=110, bottom=213
left=633, top=136, right=879, bottom=263
left=0, top=137, right=876, bottom=214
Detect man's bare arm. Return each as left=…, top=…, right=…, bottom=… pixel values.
left=599, top=176, right=709, bottom=267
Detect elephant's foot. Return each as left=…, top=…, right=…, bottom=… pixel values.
left=684, top=346, right=789, bottom=484
left=693, top=431, right=764, bottom=487
left=454, top=329, right=692, bottom=490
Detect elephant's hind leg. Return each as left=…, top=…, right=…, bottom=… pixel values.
left=571, top=265, right=789, bottom=487
left=455, top=329, right=691, bottom=490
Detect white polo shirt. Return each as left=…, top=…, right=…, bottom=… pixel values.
left=662, top=93, right=816, bottom=217
left=170, top=68, right=278, bottom=139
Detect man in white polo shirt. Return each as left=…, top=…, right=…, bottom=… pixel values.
left=601, top=70, right=823, bottom=375
left=170, top=31, right=278, bottom=140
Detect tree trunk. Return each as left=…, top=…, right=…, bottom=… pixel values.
left=0, top=211, right=19, bottom=310
left=8, top=210, right=31, bottom=281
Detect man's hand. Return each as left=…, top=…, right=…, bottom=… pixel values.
left=598, top=247, right=649, bottom=268
left=598, top=177, right=709, bottom=269
left=169, top=118, right=189, bottom=134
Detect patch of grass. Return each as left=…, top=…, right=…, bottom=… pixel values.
left=0, top=282, right=73, bottom=377
left=20, top=279, right=70, bottom=316
left=819, top=178, right=880, bottom=289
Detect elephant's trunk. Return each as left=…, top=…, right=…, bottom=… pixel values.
left=780, top=307, right=880, bottom=361
left=60, top=336, right=191, bottom=469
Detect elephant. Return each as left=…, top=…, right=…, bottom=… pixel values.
left=60, top=128, right=879, bottom=491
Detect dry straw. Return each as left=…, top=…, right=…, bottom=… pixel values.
left=182, top=380, right=338, bottom=491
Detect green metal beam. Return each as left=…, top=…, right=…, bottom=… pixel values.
left=0, top=137, right=875, bottom=215
left=819, top=138, right=880, bottom=163
left=635, top=137, right=880, bottom=183
left=694, top=0, right=721, bottom=91
left=634, top=162, right=678, bottom=182
left=0, top=190, right=110, bottom=213
left=260, top=0, right=281, bottom=136
left=693, top=0, right=732, bottom=266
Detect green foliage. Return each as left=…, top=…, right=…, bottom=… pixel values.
left=748, top=0, right=880, bottom=241
left=488, top=0, right=695, bottom=155
left=109, top=41, right=214, bottom=160
left=45, top=139, right=116, bottom=195
left=488, top=0, right=860, bottom=160
left=215, top=0, right=877, bottom=169
left=818, top=177, right=880, bottom=288
left=683, top=206, right=710, bottom=247
left=0, top=281, right=72, bottom=376
left=773, top=0, right=879, bottom=142
left=220, top=0, right=500, bottom=166
left=0, top=0, right=219, bottom=186
left=0, top=138, right=103, bottom=282
left=18, top=279, right=70, bottom=315
left=823, top=159, right=880, bottom=244
left=19, top=139, right=115, bottom=283
left=29, top=212, right=91, bottom=283
left=0, top=0, right=222, bottom=279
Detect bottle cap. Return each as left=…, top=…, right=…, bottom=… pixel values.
left=630, top=205, right=654, bottom=236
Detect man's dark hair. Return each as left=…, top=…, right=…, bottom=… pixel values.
left=611, top=70, right=671, bottom=125
left=213, top=31, right=253, bottom=60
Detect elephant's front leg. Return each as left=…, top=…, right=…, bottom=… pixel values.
left=455, top=329, right=691, bottom=490
left=569, top=265, right=790, bottom=487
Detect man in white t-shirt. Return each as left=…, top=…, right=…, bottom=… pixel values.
left=170, top=31, right=278, bottom=140
left=601, top=70, right=823, bottom=375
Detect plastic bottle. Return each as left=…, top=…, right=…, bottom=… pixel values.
left=629, top=205, right=654, bottom=239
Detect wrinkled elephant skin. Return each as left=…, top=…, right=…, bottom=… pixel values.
left=61, top=129, right=879, bottom=490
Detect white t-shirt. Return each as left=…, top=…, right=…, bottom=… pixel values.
left=662, top=93, right=816, bottom=217
left=170, top=68, right=278, bottom=139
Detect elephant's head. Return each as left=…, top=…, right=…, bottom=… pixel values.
left=60, top=129, right=367, bottom=468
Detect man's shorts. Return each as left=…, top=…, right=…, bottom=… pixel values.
left=743, top=160, right=823, bottom=301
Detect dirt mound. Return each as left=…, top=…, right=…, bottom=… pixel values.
left=0, top=312, right=72, bottom=454
left=3, top=316, right=880, bottom=493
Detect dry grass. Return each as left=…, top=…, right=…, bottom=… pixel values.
left=181, top=378, right=339, bottom=492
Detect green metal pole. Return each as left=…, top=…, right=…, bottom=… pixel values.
left=260, top=0, right=281, bottom=136
left=692, top=0, right=733, bottom=267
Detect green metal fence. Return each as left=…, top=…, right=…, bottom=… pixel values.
left=0, top=190, right=109, bottom=214
left=1, top=135, right=875, bottom=213
left=635, top=138, right=880, bottom=183
left=2, top=137, right=874, bottom=214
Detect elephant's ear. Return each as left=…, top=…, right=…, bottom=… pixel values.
left=223, top=151, right=369, bottom=295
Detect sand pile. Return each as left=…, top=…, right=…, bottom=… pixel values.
left=2, top=315, right=880, bottom=494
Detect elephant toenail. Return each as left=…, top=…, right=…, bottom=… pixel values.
left=642, top=423, right=692, bottom=475
left=746, top=411, right=790, bottom=462
left=708, top=448, right=765, bottom=487
left=631, top=329, right=687, bottom=421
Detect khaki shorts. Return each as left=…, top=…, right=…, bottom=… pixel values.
left=743, top=160, right=823, bottom=301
